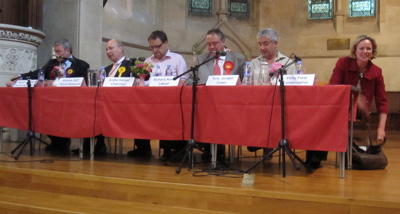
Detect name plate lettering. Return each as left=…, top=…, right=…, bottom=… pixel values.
left=57, top=77, right=85, bottom=87
left=103, top=77, right=135, bottom=87
left=206, top=75, right=241, bottom=86
left=149, top=76, right=179, bottom=86
left=13, top=80, right=38, bottom=87
left=282, top=74, right=315, bottom=86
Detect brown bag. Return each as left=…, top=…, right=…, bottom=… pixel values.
left=351, top=122, right=388, bottom=170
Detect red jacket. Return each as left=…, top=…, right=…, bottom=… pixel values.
left=329, top=57, right=388, bottom=114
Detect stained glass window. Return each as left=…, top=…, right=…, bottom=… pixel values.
left=188, top=0, right=212, bottom=15
left=348, top=0, right=375, bottom=17
left=308, top=0, right=333, bottom=20
left=228, top=0, right=250, bottom=18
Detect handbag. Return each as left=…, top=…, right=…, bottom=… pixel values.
left=351, top=122, right=388, bottom=170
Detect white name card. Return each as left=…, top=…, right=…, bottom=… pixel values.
left=149, top=76, right=180, bottom=86
left=103, top=77, right=135, bottom=87
left=57, top=77, right=85, bottom=87
left=13, top=80, right=38, bottom=87
left=282, top=74, right=315, bottom=86
left=206, top=75, right=241, bottom=86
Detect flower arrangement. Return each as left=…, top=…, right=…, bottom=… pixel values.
left=131, top=61, right=153, bottom=75
left=269, top=62, right=283, bottom=77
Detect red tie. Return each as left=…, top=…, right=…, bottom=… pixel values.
left=214, top=58, right=221, bottom=75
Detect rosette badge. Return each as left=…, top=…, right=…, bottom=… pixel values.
left=118, top=66, right=127, bottom=77
left=223, top=61, right=234, bottom=75
left=131, top=60, right=153, bottom=76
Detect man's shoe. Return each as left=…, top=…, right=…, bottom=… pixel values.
left=45, top=144, right=57, bottom=151
left=127, top=149, right=152, bottom=158
left=247, top=146, right=262, bottom=152
left=304, top=158, right=321, bottom=170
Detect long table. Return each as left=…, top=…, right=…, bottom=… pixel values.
left=0, top=85, right=350, bottom=152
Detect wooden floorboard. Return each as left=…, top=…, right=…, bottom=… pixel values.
left=0, top=130, right=399, bottom=213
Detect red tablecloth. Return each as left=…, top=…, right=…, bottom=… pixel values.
left=0, top=85, right=350, bottom=152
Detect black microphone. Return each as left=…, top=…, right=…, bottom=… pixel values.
left=54, top=55, right=75, bottom=62
left=294, top=54, right=302, bottom=62
left=130, top=57, right=146, bottom=64
left=213, top=51, right=227, bottom=56
left=11, top=74, right=24, bottom=81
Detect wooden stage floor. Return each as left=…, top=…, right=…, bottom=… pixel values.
left=0, top=130, right=399, bottom=213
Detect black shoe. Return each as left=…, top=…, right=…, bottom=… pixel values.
left=247, top=146, right=262, bottom=152
left=94, top=145, right=107, bottom=156
left=45, top=144, right=57, bottom=151
left=160, top=150, right=172, bottom=162
left=304, top=158, right=321, bottom=170
left=127, top=149, right=152, bottom=158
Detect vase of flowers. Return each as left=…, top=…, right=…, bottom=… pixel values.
left=131, top=61, right=153, bottom=86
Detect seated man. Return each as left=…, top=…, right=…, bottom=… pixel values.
left=7, top=38, right=89, bottom=155
left=127, top=30, right=188, bottom=159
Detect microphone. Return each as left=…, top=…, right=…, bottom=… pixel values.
left=213, top=51, right=227, bottom=56
left=130, top=57, right=146, bottom=64
left=294, top=54, right=302, bottom=62
left=11, top=74, right=24, bottom=81
left=54, top=55, right=75, bottom=62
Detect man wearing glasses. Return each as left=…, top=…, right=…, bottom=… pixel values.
left=127, top=30, right=188, bottom=160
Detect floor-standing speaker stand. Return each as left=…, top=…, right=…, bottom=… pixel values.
left=244, top=61, right=312, bottom=177
left=11, top=78, right=49, bottom=160
left=166, top=54, right=221, bottom=174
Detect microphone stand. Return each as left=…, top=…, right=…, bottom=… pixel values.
left=165, top=55, right=219, bottom=174
left=243, top=61, right=312, bottom=177
left=11, top=77, right=50, bottom=160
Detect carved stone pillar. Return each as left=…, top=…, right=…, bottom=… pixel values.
left=217, top=0, right=229, bottom=22
left=0, top=24, right=45, bottom=86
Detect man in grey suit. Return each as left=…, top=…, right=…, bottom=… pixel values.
left=194, top=28, right=246, bottom=85
left=192, top=29, right=246, bottom=160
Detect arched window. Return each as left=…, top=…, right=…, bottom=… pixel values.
left=308, top=0, right=333, bottom=20
left=348, top=0, right=375, bottom=17
left=228, top=0, right=250, bottom=18
left=188, top=0, right=212, bottom=15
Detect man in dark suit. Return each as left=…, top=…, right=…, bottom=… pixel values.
left=192, top=29, right=246, bottom=160
left=72, top=39, right=134, bottom=156
left=12, top=38, right=90, bottom=154
left=104, top=39, right=135, bottom=78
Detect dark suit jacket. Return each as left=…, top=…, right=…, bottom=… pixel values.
left=24, top=56, right=90, bottom=84
left=105, top=58, right=135, bottom=78
left=195, top=51, right=246, bottom=85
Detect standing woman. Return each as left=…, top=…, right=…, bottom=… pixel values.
left=305, top=35, right=388, bottom=169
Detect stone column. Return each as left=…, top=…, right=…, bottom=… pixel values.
left=334, top=0, right=346, bottom=34
left=0, top=24, right=46, bottom=86
left=38, top=0, right=103, bottom=70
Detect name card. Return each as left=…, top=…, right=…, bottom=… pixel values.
left=13, top=80, right=38, bottom=87
left=57, top=77, right=85, bottom=87
left=206, top=75, right=241, bottom=86
left=103, top=77, right=135, bottom=87
left=282, top=74, right=315, bottom=86
left=149, top=76, right=180, bottom=86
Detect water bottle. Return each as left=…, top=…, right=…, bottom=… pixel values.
left=296, top=60, right=304, bottom=74
left=98, top=66, right=106, bottom=86
left=37, top=68, right=45, bottom=87
left=165, top=64, right=172, bottom=76
left=154, top=65, right=162, bottom=76
left=243, top=62, right=252, bottom=85
left=258, top=61, right=270, bottom=85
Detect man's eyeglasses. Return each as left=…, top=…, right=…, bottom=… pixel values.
left=149, top=42, right=164, bottom=50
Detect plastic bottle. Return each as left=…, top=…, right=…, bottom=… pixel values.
left=154, top=65, right=162, bottom=76
left=243, top=62, right=252, bottom=85
left=296, top=60, right=304, bottom=74
left=37, top=68, right=45, bottom=87
left=165, top=65, right=172, bottom=76
left=98, top=66, right=106, bottom=86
